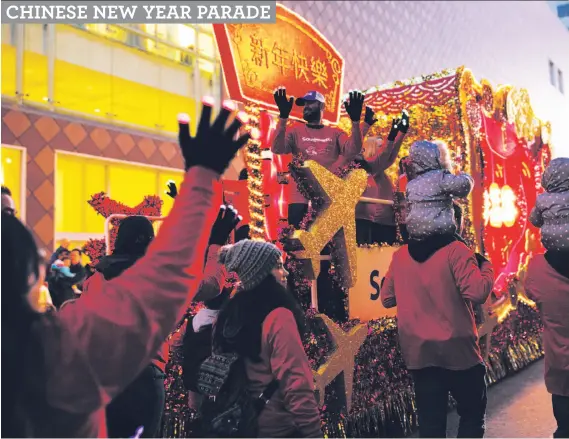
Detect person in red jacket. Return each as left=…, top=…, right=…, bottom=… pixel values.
left=381, top=235, right=494, bottom=438
left=357, top=110, right=409, bottom=245
left=213, top=239, right=322, bottom=437
left=524, top=253, right=569, bottom=438
left=0, top=98, right=251, bottom=438
left=271, top=87, right=365, bottom=228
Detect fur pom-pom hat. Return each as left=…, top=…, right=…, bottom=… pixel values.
left=219, top=240, right=282, bottom=290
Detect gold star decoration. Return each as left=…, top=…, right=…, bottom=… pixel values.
left=313, top=314, right=367, bottom=413
left=291, top=160, right=368, bottom=288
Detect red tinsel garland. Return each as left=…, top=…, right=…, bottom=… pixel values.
left=82, top=192, right=163, bottom=265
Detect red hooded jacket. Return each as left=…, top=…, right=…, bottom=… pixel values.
left=19, top=167, right=217, bottom=437
left=381, top=241, right=494, bottom=370
left=525, top=254, right=569, bottom=396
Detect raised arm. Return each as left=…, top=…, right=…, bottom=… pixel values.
left=368, top=110, right=409, bottom=175
left=441, top=172, right=474, bottom=198
left=450, top=243, right=494, bottom=305
left=272, top=87, right=295, bottom=154
left=195, top=205, right=240, bottom=302
left=336, top=91, right=366, bottom=163
left=272, top=119, right=295, bottom=154
left=51, top=99, right=252, bottom=413
left=529, top=202, right=544, bottom=228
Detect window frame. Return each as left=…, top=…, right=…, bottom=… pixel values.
left=54, top=150, right=184, bottom=249
left=549, top=60, right=556, bottom=87
left=1, top=144, right=28, bottom=222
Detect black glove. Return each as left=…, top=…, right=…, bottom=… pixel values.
left=208, top=205, right=241, bottom=246
left=274, top=86, right=294, bottom=119
left=364, top=106, right=378, bottom=126
left=399, top=109, right=410, bottom=134
left=178, top=98, right=251, bottom=174
left=344, top=90, right=365, bottom=122
left=387, top=110, right=410, bottom=141
left=165, top=180, right=178, bottom=199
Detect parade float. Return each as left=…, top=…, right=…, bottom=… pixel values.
left=82, top=4, right=552, bottom=437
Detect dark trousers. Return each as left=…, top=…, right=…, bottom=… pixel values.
left=106, top=364, right=166, bottom=438
left=553, top=394, right=569, bottom=438
left=411, top=364, right=487, bottom=438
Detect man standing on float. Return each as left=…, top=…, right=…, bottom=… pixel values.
left=271, top=87, right=366, bottom=228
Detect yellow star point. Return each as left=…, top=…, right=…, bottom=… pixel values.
left=313, top=314, right=367, bottom=413
left=292, top=160, right=368, bottom=287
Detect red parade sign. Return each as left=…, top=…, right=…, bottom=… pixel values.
left=213, top=4, right=345, bottom=124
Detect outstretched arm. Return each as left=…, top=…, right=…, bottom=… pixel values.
left=272, top=87, right=295, bottom=154
left=49, top=99, right=251, bottom=414
left=441, top=172, right=474, bottom=198
left=334, top=91, right=366, bottom=170
left=368, top=110, right=409, bottom=175
left=451, top=244, right=494, bottom=305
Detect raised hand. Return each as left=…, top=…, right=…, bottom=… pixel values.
left=364, top=106, right=378, bottom=126
left=208, top=205, right=242, bottom=246
left=165, top=180, right=178, bottom=199
left=273, top=86, right=294, bottom=119
left=177, top=98, right=252, bottom=174
left=344, top=90, right=365, bottom=122
left=388, top=109, right=410, bottom=141
left=399, top=109, right=410, bottom=134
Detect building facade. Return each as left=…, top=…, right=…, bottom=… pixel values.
left=280, top=0, right=569, bottom=156
left=2, top=2, right=569, bottom=252
left=1, top=23, right=230, bottom=252
left=548, top=1, right=569, bottom=29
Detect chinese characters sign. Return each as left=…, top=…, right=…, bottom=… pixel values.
left=213, top=3, right=345, bottom=123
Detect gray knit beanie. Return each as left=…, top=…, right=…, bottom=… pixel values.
left=218, top=240, right=282, bottom=290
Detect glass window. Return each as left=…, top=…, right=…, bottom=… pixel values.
left=55, top=153, right=183, bottom=245
left=197, top=24, right=213, bottom=33
left=549, top=60, right=556, bottom=87
left=1, top=145, right=24, bottom=220
left=1, top=25, right=17, bottom=96
left=558, top=69, right=564, bottom=94
left=198, top=32, right=215, bottom=59
left=84, top=24, right=129, bottom=44
left=56, top=154, right=107, bottom=234
left=144, top=24, right=196, bottom=65
left=558, top=3, right=569, bottom=18
left=1, top=24, right=15, bottom=45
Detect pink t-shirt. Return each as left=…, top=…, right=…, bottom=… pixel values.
left=272, top=120, right=362, bottom=204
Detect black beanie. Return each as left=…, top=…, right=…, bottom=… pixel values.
left=113, top=216, right=155, bottom=257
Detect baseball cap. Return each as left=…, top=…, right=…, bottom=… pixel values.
left=295, top=91, right=325, bottom=106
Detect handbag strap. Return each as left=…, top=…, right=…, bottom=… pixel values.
left=253, top=380, right=280, bottom=414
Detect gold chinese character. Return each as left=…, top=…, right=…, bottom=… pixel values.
left=292, top=49, right=309, bottom=82
left=325, top=93, right=335, bottom=110
left=250, top=33, right=268, bottom=68
left=311, top=57, right=328, bottom=89
left=271, top=42, right=290, bottom=75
